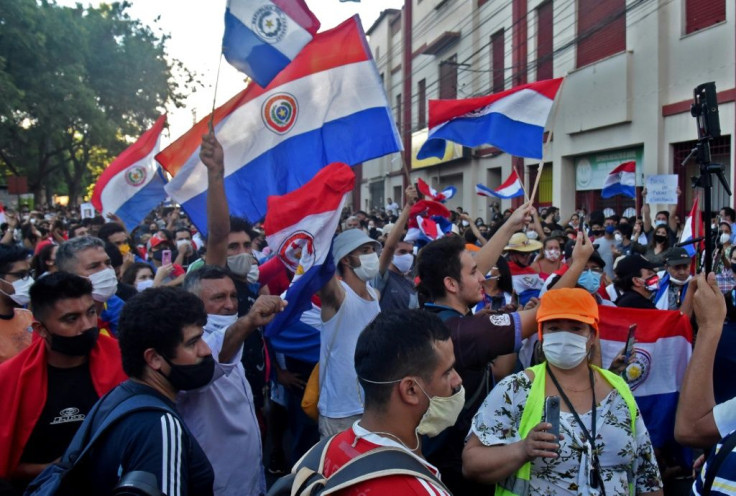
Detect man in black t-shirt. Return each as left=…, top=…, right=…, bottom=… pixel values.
left=0, top=273, right=126, bottom=488
left=415, top=204, right=541, bottom=496
left=74, top=287, right=215, bottom=495
left=614, top=255, right=658, bottom=309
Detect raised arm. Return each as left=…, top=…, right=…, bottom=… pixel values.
left=475, top=202, right=534, bottom=276
left=641, top=188, right=652, bottom=234
left=200, top=131, right=230, bottom=267
left=461, top=212, right=488, bottom=246
left=219, top=295, right=287, bottom=363
left=550, top=231, right=595, bottom=290
left=674, top=273, right=726, bottom=447
left=669, top=187, right=681, bottom=233
left=378, top=185, right=417, bottom=276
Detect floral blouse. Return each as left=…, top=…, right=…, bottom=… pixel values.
left=470, top=371, right=663, bottom=496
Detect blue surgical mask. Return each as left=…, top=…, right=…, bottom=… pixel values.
left=605, top=225, right=615, bottom=235
left=577, top=270, right=601, bottom=294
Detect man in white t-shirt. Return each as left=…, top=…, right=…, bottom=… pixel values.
left=317, top=229, right=381, bottom=438
left=385, top=198, right=399, bottom=217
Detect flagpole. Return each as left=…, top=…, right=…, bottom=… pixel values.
left=208, top=54, right=224, bottom=133
left=528, top=79, right=564, bottom=205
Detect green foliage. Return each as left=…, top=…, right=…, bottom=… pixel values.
left=0, top=0, right=197, bottom=205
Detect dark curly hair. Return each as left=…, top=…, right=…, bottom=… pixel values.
left=118, top=287, right=207, bottom=378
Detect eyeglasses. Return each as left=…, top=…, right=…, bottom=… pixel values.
left=2, top=270, right=31, bottom=280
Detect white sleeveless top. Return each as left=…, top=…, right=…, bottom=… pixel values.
left=318, top=280, right=380, bottom=418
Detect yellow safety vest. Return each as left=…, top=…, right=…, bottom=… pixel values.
left=495, top=363, right=638, bottom=496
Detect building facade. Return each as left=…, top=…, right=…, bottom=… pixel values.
left=361, top=0, right=733, bottom=223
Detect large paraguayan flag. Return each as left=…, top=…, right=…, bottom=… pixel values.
left=157, top=16, right=401, bottom=232
left=263, top=163, right=355, bottom=338
left=222, top=0, right=320, bottom=88
left=476, top=169, right=524, bottom=199
left=601, top=161, right=636, bottom=198
left=417, top=78, right=563, bottom=160
left=598, top=305, right=693, bottom=448
left=91, top=115, right=167, bottom=231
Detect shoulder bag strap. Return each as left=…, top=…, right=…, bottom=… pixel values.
left=703, top=431, right=736, bottom=495
left=319, top=446, right=449, bottom=495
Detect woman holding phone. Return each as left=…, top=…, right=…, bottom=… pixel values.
left=462, top=288, right=663, bottom=496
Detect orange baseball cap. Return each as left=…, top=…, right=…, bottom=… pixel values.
left=537, top=287, right=599, bottom=339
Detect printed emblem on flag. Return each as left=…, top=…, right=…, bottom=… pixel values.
left=251, top=5, right=288, bottom=44
left=278, top=231, right=315, bottom=273
left=623, top=348, right=651, bottom=390
left=262, top=93, right=298, bottom=134
left=125, top=166, right=148, bottom=187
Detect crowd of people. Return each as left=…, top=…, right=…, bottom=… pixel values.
left=0, top=133, right=734, bottom=496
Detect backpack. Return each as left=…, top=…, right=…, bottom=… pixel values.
left=24, top=392, right=177, bottom=496
left=267, top=434, right=451, bottom=496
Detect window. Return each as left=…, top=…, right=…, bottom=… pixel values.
left=491, top=30, right=505, bottom=93
left=395, top=93, right=402, bottom=132
left=685, top=0, right=725, bottom=34
left=418, top=79, right=427, bottom=129
left=536, top=1, right=553, bottom=80
left=576, top=0, right=626, bottom=68
left=439, top=55, right=458, bottom=99
left=390, top=14, right=401, bottom=36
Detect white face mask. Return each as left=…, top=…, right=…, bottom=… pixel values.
left=1, top=276, right=34, bottom=306
left=461, top=220, right=469, bottom=227
left=135, top=279, right=154, bottom=292
left=205, top=313, right=238, bottom=333
left=720, top=233, right=731, bottom=245
left=392, top=253, right=414, bottom=274
left=669, top=274, right=692, bottom=286
left=542, top=331, right=589, bottom=370
left=544, top=249, right=560, bottom=262
left=614, top=233, right=623, bottom=242
left=415, top=382, right=466, bottom=438
left=655, top=219, right=667, bottom=227
left=353, top=252, right=379, bottom=281
left=247, top=262, right=260, bottom=284
left=87, top=267, right=118, bottom=302
left=227, top=252, right=251, bottom=277
left=526, top=231, right=539, bottom=240
left=176, top=239, right=190, bottom=250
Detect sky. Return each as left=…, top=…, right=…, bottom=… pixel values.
left=57, top=0, right=404, bottom=142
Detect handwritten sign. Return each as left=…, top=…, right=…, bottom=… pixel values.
left=645, top=175, right=678, bottom=204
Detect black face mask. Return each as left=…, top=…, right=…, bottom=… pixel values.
left=653, top=234, right=667, bottom=244
left=159, top=354, right=215, bottom=391
left=49, top=327, right=100, bottom=356
left=152, top=248, right=179, bottom=263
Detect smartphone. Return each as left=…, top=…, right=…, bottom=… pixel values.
left=623, top=324, right=637, bottom=362
left=544, top=396, right=561, bottom=439
left=161, top=249, right=172, bottom=266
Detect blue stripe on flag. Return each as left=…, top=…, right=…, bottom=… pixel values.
left=223, top=9, right=292, bottom=88
left=115, top=170, right=168, bottom=231
left=635, top=391, right=679, bottom=448
left=418, top=112, right=545, bottom=160
left=180, top=107, right=399, bottom=227
left=601, top=183, right=636, bottom=199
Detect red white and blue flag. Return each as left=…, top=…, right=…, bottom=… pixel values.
left=157, top=17, right=401, bottom=232
left=417, top=178, right=456, bottom=203
left=222, top=0, right=320, bottom=88
left=601, top=161, right=637, bottom=199
left=403, top=200, right=453, bottom=248
left=263, top=163, right=355, bottom=338
left=679, top=196, right=702, bottom=257
left=417, top=78, right=563, bottom=160
left=598, top=305, right=693, bottom=448
left=91, top=115, right=167, bottom=231
left=476, top=169, right=524, bottom=199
